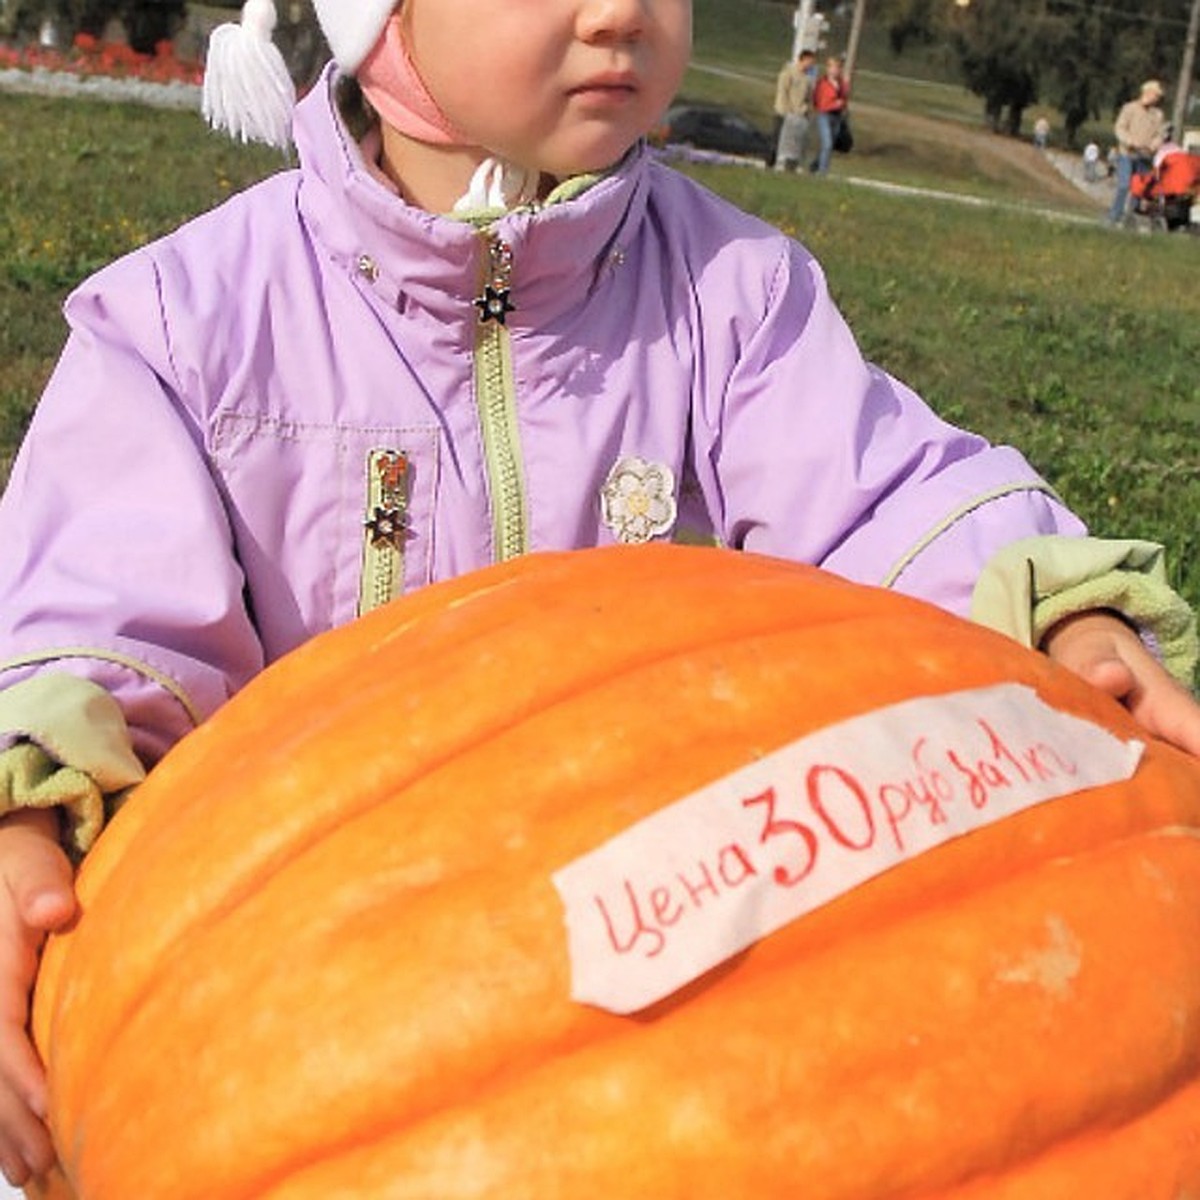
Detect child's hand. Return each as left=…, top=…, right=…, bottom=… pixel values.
left=0, top=807, right=76, bottom=1186
left=1042, top=609, right=1200, bottom=757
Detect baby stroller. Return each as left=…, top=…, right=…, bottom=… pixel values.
left=1130, top=145, right=1200, bottom=231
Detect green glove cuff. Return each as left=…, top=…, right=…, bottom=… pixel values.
left=0, top=742, right=106, bottom=856
left=972, top=535, right=1199, bottom=687
left=0, top=674, right=146, bottom=855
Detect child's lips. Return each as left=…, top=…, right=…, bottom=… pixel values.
left=569, top=72, right=639, bottom=102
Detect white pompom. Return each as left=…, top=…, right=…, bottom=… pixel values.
left=201, top=0, right=296, bottom=151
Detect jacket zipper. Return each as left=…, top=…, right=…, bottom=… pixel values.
left=358, top=448, right=410, bottom=615
left=473, top=231, right=529, bottom=562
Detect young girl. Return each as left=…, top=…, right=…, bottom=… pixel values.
left=0, top=0, right=1198, bottom=1185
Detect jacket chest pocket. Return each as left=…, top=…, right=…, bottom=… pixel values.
left=211, top=415, right=441, bottom=643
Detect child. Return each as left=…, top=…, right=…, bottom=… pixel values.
left=0, top=0, right=1198, bottom=1185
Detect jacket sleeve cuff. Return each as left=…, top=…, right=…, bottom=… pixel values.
left=970, top=535, right=1199, bottom=686
left=0, top=674, right=146, bottom=855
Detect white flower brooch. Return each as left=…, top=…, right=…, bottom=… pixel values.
left=600, top=456, right=678, bottom=545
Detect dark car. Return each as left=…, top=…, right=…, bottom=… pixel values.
left=655, top=104, right=773, bottom=160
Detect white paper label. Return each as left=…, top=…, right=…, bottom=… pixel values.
left=552, top=683, right=1143, bottom=1015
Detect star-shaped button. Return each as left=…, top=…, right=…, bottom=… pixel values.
left=365, top=505, right=407, bottom=549
left=474, top=285, right=515, bottom=326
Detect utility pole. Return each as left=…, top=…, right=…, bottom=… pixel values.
left=792, top=0, right=816, bottom=59
left=844, top=0, right=868, bottom=82
left=1174, top=0, right=1200, bottom=138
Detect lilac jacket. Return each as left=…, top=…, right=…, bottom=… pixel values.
left=0, top=70, right=1082, bottom=768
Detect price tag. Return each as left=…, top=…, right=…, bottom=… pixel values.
left=552, top=684, right=1142, bottom=1015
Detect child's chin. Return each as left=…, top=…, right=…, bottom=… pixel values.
left=546, top=141, right=641, bottom=180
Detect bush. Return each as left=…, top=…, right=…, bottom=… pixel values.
left=4, top=1, right=185, bottom=53
left=2, top=1, right=325, bottom=75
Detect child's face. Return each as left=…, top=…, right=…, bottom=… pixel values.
left=404, top=0, right=692, bottom=176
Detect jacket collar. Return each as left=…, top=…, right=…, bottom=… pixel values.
left=294, top=66, right=651, bottom=329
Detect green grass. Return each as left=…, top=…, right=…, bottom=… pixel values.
left=0, top=92, right=282, bottom=477
left=2, top=51, right=1200, bottom=609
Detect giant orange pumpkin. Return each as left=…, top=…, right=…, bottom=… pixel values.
left=27, top=544, right=1200, bottom=1199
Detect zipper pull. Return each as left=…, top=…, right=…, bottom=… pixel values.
left=473, top=233, right=516, bottom=326
left=364, top=449, right=409, bottom=549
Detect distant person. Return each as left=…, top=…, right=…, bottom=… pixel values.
left=1133, top=137, right=1200, bottom=229
left=1082, top=141, right=1101, bottom=182
left=1033, top=117, right=1050, bottom=149
left=811, top=54, right=850, bottom=175
left=773, top=48, right=816, bottom=173
left=1108, top=79, right=1167, bottom=226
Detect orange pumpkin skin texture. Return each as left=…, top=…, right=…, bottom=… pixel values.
left=28, top=544, right=1200, bottom=1200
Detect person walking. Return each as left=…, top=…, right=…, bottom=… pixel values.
left=810, top=54, right=849, bottom=175
left=773, top=48, right=816, bottom=172
left=1108, top=79, right=1167, bottom=226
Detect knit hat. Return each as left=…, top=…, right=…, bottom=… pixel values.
left=203, top=0, right=398, bottom=149
left=204, top=0, right=539, bottom=211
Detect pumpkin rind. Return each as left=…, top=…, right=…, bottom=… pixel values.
left=30, top=544, right=1200, bottom=1199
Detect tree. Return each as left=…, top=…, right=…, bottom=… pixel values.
left=948, top=0, right=1044, bottom=135
left=881, top=0, right=951, bottom=53
left=1037, top=0, right=1194, bottom=145
left=1033, top=5, right=1107, bottom=144
left=877, top=0, right=1196, bottom=145
left=4, top=0, right=326, bottom=80
left=3, top=0, right=186, bottom=51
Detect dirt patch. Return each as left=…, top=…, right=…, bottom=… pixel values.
left=854, top=101, right=1102, bottom=214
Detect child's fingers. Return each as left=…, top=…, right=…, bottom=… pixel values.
left=1120, top=668, right=1200, bottom=758
left=1041, top=610, right=1200, bottom=755
left=0, top=809, right=80, bottom=1185
left=1065, top=651, right=1139, bottom=703
left=1064, top=632, right=1200, bottom=755
left=0, top=1024, right=54, bottom=1186
left=1046, top=614, right=1200, bottom=756
left=0, top=1071, right=53, bottom=1188
left=0, top=903, right=55, bottom=1188
left=0, top=811, right=77, bottom=934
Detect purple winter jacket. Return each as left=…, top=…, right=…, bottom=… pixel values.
left=0, top=69, right=1083, bottom=769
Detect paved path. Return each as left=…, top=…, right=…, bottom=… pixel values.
left=1041, top=147, right=1115, bottom=208
left=661, top=140, right=1109, bottom=228
left=842, top=147, right=1113, bottom=228
left=837, top=169, right=1102, bottom=227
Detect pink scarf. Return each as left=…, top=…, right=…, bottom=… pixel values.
left=356, top=14, right=462, bottom=146
left=355, top=13, right=541, bottom=212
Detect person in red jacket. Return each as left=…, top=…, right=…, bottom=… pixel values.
left=811, top=53, right=849, bottom=175
left=1130, top=139, right=1200, bottom=229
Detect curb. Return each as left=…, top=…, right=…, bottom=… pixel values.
left=0, top=65, right=201, bottom=109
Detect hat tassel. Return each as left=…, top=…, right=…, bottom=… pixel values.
left=202, top=0, right=296, bottom=150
